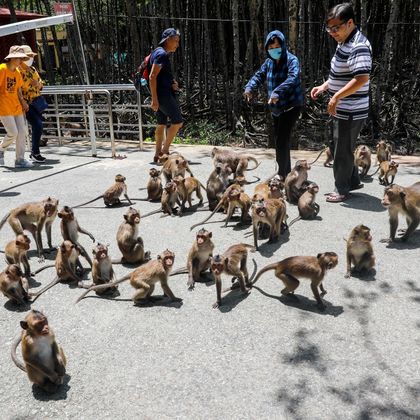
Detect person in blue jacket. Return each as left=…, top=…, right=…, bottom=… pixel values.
left=244, top=30, right=304, bottom=179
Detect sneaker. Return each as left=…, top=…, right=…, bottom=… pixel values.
left=30, top=154, right=46, bottom=163
left=0, top=150, right=4, bottom=166
left=15, top=159, right=34, bottom=168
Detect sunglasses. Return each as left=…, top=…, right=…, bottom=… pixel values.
left=325, top=21, right=347, bottom=34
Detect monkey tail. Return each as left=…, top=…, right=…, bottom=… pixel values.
left=11, top=336, right=26, bottom=373
left=169, top=266, right=188, bottom=276
left=29, top=277, right=62, bottom=303
left=0, top=211, right=11, bottom=231
left=75, top=274, right=131, bottom=304
left=142, top=208, right=163, bottom=218
left=251, top=262, right=279, bottom=285
left=308, top=146, right=328, bottom=165
left=32, top=264, right=55, bottom=275
left=288, top=216, right=301, bottom=228
left=73, top=195, right=103, bottom=208
left=367, top=165, right=380, bottom=177
left=199, top=181, right=207, bottom=191
left=189, top=197, right=225, bottom=231
left=245, top=157, right=261, bottom=171
left=241, top=244, right=257, bottom=252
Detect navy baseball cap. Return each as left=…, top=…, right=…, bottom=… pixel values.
left=158, top=28, right=180, bottom=45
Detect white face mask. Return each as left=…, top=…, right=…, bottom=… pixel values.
left=26, top=57, right=34, bottom=66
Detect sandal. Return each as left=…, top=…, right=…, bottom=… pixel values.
left=325, top=193, right=350, bottom=203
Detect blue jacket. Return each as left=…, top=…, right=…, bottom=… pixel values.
left=244, top=30, right=304, bottom=116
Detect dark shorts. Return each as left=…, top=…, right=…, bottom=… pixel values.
left=156, top=94, right=183, bottom=125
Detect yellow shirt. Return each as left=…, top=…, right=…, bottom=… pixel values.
left=0, top=63, right=23, bottom=116
left=19, top=65, right=43, bottom=103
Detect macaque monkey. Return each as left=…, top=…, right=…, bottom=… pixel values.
left=376, top=140, right=392, bottom=164
left=0, top=264, right=29, bottom=304
left=173, top=175, right=204, bottom=214
left=252, top=252, right=339, bottom=311
left=161, top=154, right=194, bottom=183
left=73, top=174, right=132, bottom=208
left=381, top=182, right=420, bottom=243
left=354, top=145, right=372, bottom=178
left=171, top=228, right=214, bottom=290
left=268, top=175, right=285, bottom=199
left=344, top=224, right=375, bottom=278
left=90, top=243, right=117, bottom=295
left=378, top=160, right=399, bottom=186
left=288, top=183, right=320, bottom=227
left=224, top=186, right=252, bottom=227
left=11, top=310, right=66, bottom=393
left=5, top=234, right=32, bottom=277
left=308, top=146, right=333, bottom=167
left=146, top=168, right=162, bottom=202
left=211, top=147, right=261, bottom=177
left=210, top=243, right=254, bottom=309
left=252, top=182, right=271, bottom=202
left=113, top=207, right=150, bottom=264
left=30, top=240, right=83, bottom=302
left=206, top=162, right=233, bottom=211
left=252, top=198, right=287, bottom=250
left=0, top=197, right=58, bottom=262
left=190, top=183, right=242, bottom=231
left=284, top=160, right=311, bottom=204
left=142, top=181, right=181, bottom=218
left=76, top=249, right=181, bottom=304
left=57, top=206, right=95, bottom=267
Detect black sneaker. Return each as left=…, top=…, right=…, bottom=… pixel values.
left=30, top=154, right=46, bottom=163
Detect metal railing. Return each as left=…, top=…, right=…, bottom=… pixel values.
left=39, top=84, right=154, bottom=157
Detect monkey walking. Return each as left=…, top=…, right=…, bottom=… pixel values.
left=76, top=249, right=181, bottom=305
left=284, top=160, right=311, bottom=204
left=30, top=241, right=84, bottom=302
left=57, top=206, right=95, bottom=268
left=252, top=252, right=339, bottom=311
left=211, top=147, right=261, bottom=179
left=113, top=207, right=150, bottom=264
left=4, top=234, right=32, bottom=277
left=0, top=197, right=59, bottom=262
left=376, top=140, right=392, bottom=164
left=11, top=310, right=67, bottom=394
left=170, top=228, right=215, bottom=290
left=172, top=175, right=205, bottom=214
left=210, top=244, right=255, bottom=309
left=223, top=186, right=252, bottom=227
left=354, top=145, right=372, bottom=178
left=160, top=154, right=194, bottom=183
left=252, top=198, right=287, bottom=250
left=73, top=174, right=132, bottom=208
left=344, top=225, right=375, bottom=278
left=380, top=182, right=420, bottom=243
left=378, top=160, right=399, bottom=186
left=288, top=183, right=320, bottom=227
left=0, top=264, right=30, bottom=305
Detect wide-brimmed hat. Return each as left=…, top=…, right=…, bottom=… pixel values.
left=20, top=45, right=37, bottom=57
left=158, top=28, right=180, bottom=46
left=4, top=45, right=30, bottom=61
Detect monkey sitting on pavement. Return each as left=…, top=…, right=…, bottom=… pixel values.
left=4, top=234, right=32, bottom=277
left=170, top=228, right=214, bottom=290
left=284, top=160, right=311, bottom=204
left=344, top=224, right=375, bottom=278
left=11, top=310, right=66, bottom=394
left=0, top=264, right=30, bottom=305
left=252, top=252, right=339, bottom=311
left=288, top=182, right=320, bottom=227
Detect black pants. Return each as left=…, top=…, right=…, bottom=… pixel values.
left=272, top=107, right=301, bottom=179
left=332, top=116, right=366, bottom=195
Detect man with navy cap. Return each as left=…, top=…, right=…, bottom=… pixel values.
left=149, top=28, right=183, bottom=162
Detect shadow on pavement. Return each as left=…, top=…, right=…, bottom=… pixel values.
left=341, top=193, right=387, bottom=212
left=32, top=374, right=71, bottom=401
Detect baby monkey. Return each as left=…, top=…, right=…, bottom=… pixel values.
left=0, top=264, right=29, bottom=304
left=378, top=160, right=399, bottom=186
left=252, top=252, right=339, bottom=311
left=354, top=145, right=371, bottom=178
left=172, top=175, right=204, bottom=214
left=344, top=224, right=375, bottom=278
left=11, top=310, right=66, bottom=394
left=146, top=168, right=162, bottom=202
left=76, top=249, right=181, bottom=305
left=210, top=243, right=254, bottom=309
left=73, top=174, right=132, bottom=208
left=288, top=182, right=320, bottom=227
left=5, top=234, right=32, bottom=277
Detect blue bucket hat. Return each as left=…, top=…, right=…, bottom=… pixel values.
left=158, top=28, right=180, bottom=46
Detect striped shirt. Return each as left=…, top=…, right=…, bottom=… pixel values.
left=328, top=29, right=372, bottom=120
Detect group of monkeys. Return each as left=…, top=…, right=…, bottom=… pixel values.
left=1, top=142, right=419, bottom=394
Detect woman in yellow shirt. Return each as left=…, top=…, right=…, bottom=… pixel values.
left=0, top=46, right=33, bottom=168
left=19, top=45, right=46, bottom=163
